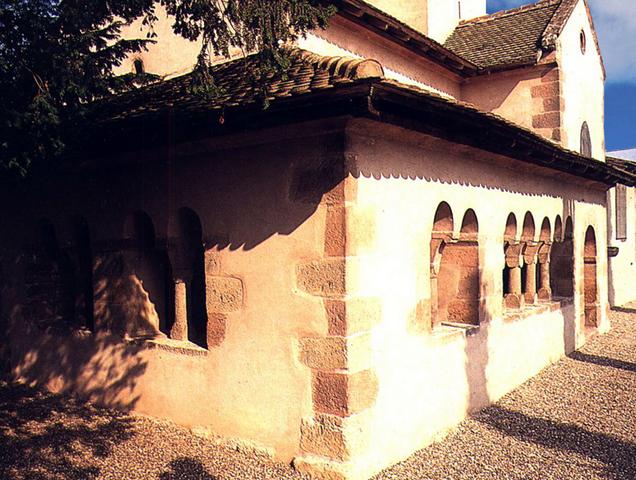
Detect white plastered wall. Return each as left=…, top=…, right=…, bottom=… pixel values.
left=607, top=186, right=636, bottom=306
left=557, top=0, right=605, bottom=160
left=341, top=119, right=609, bottom=479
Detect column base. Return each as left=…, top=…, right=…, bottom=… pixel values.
left=504, top=293, right=524, bottom=309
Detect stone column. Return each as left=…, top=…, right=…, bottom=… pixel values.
left=504, top=243, right=523, bottom=309
left=523, top=242, right=541, bottom=305
left=429, top=236, right=448, bottom=330
left=171, top=279, right=187, bottom=340
left=537, top=243, right=552, bottom=301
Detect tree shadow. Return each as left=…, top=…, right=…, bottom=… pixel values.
left=568, top=351, right=636, bottom=373
left=474, top=406, right=636, bottom=479
left=158, top=457, right=217, bottom=480
left=0, top=381, right=136, bottom=480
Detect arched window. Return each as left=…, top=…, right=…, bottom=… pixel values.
left=583, top=226, right=598, bottom=327
left=430, top=205, right=480, bottom=328
left=178, top=208, right=208, bottom=349
left=580, top=122, right=592, bottom=157
left=126, top=211, right=173, bottom=336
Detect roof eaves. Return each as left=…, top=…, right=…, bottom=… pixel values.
left=333, top=0, right=480, bottom=77
left=369, top=79, right=636, bottom=187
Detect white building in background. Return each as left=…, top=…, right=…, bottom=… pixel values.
left=607, top=149, right=636, bottom=307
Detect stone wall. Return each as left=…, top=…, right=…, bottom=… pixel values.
left=309, top=118, right=610, bottom=479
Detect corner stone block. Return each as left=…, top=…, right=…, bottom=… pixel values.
left=300, top=334, right=372, bottom=372
left=301, top=336, right=347, bottom=371
left=293, top=456, right=350, bottom=480
left=531, top=82, right=559, bottom=99
left=325, top=206, right=346, bottom=258
left=297, top=259, right=346, bottom=298
left=313, top=370, right=378, bottom=417
left=207, top=313, right=227, bottom=348
left=300, top=414, right=349, bottom=461
left=325, top=298, right=382, bottom=337
left=206, top=276, right=243, bottom=313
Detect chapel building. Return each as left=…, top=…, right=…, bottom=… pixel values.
left=1, top=1, right=635, bottom=479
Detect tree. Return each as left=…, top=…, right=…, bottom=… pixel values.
left=0, top=0, right=336, bottom=176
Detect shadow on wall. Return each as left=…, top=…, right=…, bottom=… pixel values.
left=474, top=406, right=636, bottom=478
left=158, top=458, right=218, bottom=480
left=0, top=381, right=135, bottom=479
left=9, top=317, right=148, bottom=412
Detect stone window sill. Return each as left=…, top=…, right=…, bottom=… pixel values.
left=126, top=336, right=209, bottom=357
left=503, top=297, right=573, bottom=323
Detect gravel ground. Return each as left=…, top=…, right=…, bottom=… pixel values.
left=1, top=307, right=635, bottom=480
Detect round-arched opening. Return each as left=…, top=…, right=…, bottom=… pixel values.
left=521, top=212, right=535, bottom=241
left=504, top=213, right=517, bottom=242
left=580, top=30, right=586, bottom=54
left=550, top=216, right=574, bottom=299
left=554, top=215, right=563, bottom=242
left=430, top=203, right=479, bottom=329
left=126, top=211, right=156, bottom=251
left=564, top=216, right=574, bottom=240
left=580, top=122, right=592, bottom=157
left=540, top=217, right=551, bottom=243
left=583, top=226, right=598, bottom=327
left=460, top=209, right=479, bottom=239
left=584, top=226, right=597, bottom=257
left=177, top=207, right=208, bottom=349
left=433, top=202, right=454, bottom=234
left=124, top=211, right=173, bottom=336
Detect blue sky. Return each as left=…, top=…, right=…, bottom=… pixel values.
left=487, top=0, right=636, bottom=151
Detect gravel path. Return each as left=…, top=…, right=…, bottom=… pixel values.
left=1, top=307, right=635, bottom=480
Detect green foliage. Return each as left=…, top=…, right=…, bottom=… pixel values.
left=0, top=0, right=336, bottom=176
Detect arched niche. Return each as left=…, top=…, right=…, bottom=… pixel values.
left=177, top=207, right=208, bottom=349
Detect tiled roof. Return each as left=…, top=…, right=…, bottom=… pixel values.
left=92, top=49, right=384, bottom=123
left=607, top=157, right=636, bottom=177
left=84, top=48, right=636, bottom=187
left=444, top=0, right=561, bottom=69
